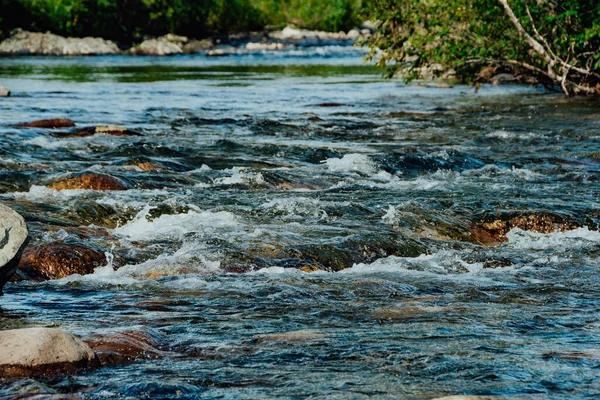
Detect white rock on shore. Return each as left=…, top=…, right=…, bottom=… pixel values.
left=0, top=203, right=28, bottom=293
left=131, top=34, right=189, bottom=55
left=0, top=29, right=120, bottom=55
left=0, top=86, right=9, bottom=97
left=0, top=328, right=98, bottom=378
left=270, top=26, right=349, bottom=41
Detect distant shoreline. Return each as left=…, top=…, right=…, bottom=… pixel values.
left=0, top=27, right=372, bottom=57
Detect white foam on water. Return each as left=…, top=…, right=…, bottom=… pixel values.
left=376, top=165, right=544, bottom=192
left=505, top=227, right=600, bottom=250
left=340, top=251, right=485, bottom=277
left=381, top=205, right=397, bottom=225
left=9, top=185, right=92, bottom=200
left=24, top=136, right=75, bottom=150
left=113, top=242, right=222, bottom=279
left=56, top=241, right=222, bottom=285
left=213, top=166, right=265, bottom=186
left=113, top=205, right=240, bottom=241
left=262, top=197, right=328, bottom=218
left=324, top=153, right=379, bottom=174
left=486, top=130, right=539, bottom=140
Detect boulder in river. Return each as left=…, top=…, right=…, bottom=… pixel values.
left=0, top=328, right=98, bottom=378
left=48, top=173, right=128, bottom=191
left=21, top=118, right=76, bottom=128
left=0, top=29, right=120, bottom=55
left=0, top=204, right=28, bottom=294
left=0, top=86, right=10, bottom=97
left=16, top=242, right=109, bottom=281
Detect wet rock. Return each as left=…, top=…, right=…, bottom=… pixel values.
left=48, top=173, right=128, bottom=191
left=84, top=328, right=171, bottom=365
left=298, top=264, right=322, bottom=273
left=21, top=118, right=76, bottom=129
left=69, top=199, right=129, bottom=228
left=254, top=330, right=325, bottom=343
left=0, top=29, right=120, bottom=55
left=0, top=204, right=29, bottom=293
left=55, top=125, right=142, bottom=138
left=131, top=34, right=188, bottom=56
left=0, top=328, right=98, bottom=378
left=246, top=235, right=427, bottom=272
left=0, top=86, right=10, bottom=97
left=123, top=159, right=167, bottom=171
left=470, top=211, right=579, bottom=245
left=183, top=39, right=213, bottom=53
left=16, top=242, right=108, bottom=281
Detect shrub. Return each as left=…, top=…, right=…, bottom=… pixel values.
left=363, top=0, right=600, bottom=95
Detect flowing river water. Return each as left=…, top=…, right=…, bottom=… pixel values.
left=1, top=48, right=600, bottom=399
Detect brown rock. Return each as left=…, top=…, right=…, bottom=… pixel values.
left=55, top=126, right=142, bottom=138
left=21, top=118, right=76, bottom=129
left=16, top=242, right=108, bottom=281
left=0, top=328, right=99, bottom=378
left=470, top=211, right=579, bottom=245
left=298, top=264, right=322, bottom=273
left=84, top=328, right=170, bottom=365
left=125, top=160, right=167, bottom=171
left=48, top=173, right=127, bottom=191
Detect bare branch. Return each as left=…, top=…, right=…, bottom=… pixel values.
left=497, top=0, right=556, bottom=67
left=524, top=4, right=558, bottom=61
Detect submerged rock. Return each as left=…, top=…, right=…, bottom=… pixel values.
left=0, top=29, right=120, bottom=55
left=48, top=173, right=128, bottom=191
left=21, top=118, right=76, bottom=128
left=84, top=328, right=170, bottom=365
left=0, top=86, right=10, bottom=97
left=16, top=242, right=108, bottom=281
left=0, top=204, right=28, bottom=293
left=0, top=328, right=98, bottom=378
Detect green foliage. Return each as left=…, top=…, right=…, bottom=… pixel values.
left=0, top=0, right=362, bottom=41
left=363, top=0, right=600, bottom=95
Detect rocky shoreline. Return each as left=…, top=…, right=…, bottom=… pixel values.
left=0, top=26, right=372, bottom=57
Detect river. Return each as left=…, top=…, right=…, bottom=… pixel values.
left=1, top=48, right=600, bottom=399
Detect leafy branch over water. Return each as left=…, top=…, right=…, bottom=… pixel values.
left=363, top=0, right=600, bottom=96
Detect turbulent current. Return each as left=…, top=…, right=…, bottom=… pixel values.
left=1, top=50, right=600, bottom=399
